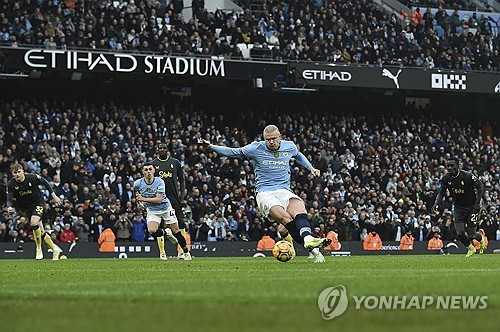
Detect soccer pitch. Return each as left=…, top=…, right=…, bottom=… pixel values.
left=0, top=255, right=497, bottom=332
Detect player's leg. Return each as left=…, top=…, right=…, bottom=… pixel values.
left=278, top=222, right=323, bottom=262
left=277, top=223, right=298, bottom=246
left=165, top=208, right=191, bottom=260
left=261, top=191, right=329, bottom=261
left=173, top=204, right=188, bottom=257
left=467, top=211, right=485, bottom=254
left=29, top=212, right=44, bottom=260
left=268, top=204, right=327, bottom=262
left=478, top=229, right=487, bottom=254
left=147, top=214, right=167, bottom=260
left=454, top=207, right=475, bottom=257
left=41, top=221, right=62, bottom=261
left=286, top=198, right=331, bottom=251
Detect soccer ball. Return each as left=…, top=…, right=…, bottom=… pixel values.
left=273, top=240, right=295, bottom=262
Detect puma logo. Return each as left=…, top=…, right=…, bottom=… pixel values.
left=382, top=68, right=402, bottom=89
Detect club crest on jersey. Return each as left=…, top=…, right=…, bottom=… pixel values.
left=274, top=152, right=279, bottom=158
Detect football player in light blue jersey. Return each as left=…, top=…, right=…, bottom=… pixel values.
left=134, top=162, right=191, bottom=261
left=199, top=124, right=331, bottom=263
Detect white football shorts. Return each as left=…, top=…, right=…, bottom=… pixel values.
left=146, top=206, right=178, bottom=224
left=256, top=189, right=301, bottom=219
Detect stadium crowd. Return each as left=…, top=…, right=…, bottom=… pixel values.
left=0, top=96, right=498, bottom=245
left=0, top=0, right=499, bottom=71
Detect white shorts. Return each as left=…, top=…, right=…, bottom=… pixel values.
left=146, top=206, right=178, bottom=225
left=256, top=189, right=301, bottom=219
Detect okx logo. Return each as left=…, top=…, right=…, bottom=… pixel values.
left=317, top=285, right=348, bottom=320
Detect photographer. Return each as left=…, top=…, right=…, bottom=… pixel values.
left=72, top=216, right=90, bottom=242
left=114, top=213, right=133, bottom=242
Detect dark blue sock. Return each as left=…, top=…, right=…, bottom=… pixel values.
left=283, top=222, right=304, bottom=245
left=294, top=213, right=312, bottom=238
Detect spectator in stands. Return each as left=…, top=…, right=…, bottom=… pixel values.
left=131, top=214, right=147, bottom=242
left=72, top=216, right=90, bottom=242
left=60, top=223, right=76, bottom=243
left=114, top=213, right=133, bottom=242
left=0, top=88, right=498, bottom=247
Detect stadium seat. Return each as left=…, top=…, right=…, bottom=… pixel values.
left=241, top=48, right=250, bottom=59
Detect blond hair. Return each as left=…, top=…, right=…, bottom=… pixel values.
left=9, top=163, right=23, bottom=173
left=263, top=124, right=280, bottom=135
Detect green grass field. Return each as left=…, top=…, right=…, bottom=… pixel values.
left=0, top=255, right=498, bottom=332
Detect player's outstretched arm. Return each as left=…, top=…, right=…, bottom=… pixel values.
left=294, top=151, right=319, bottom=176
left=198, top=138, right=248, bottom=159
left=198, top=139, right=212, bottom=149
left=310, top=167, right=320, bottom=177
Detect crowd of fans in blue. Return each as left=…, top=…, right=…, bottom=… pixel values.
left=0, top=0, right=498, bottom=245
left=0, top=95, right=498, bottom=245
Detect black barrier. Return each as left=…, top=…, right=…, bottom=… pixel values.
left=0, top=241, right=496, bottom=259
left=291, top=62, right=500, bottom=95
left=0, top=47, right=286, bottom=87
left=2, top=47, right=499, bottom=94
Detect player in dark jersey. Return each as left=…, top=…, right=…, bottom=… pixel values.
left=432, top=157, right=485, bottom=256
left=151, top=143, right=189, bottom=259
left=6, top=163, right=63, bottom=260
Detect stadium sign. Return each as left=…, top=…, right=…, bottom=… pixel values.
left=302, top=69, right=352, bottom=81
left=1, top=47, right=286, bottom=84
left=23, top=49, right=225, bottom=77
left=1, top=47, right=499, bottom=93
left=431, top=73, right=467, bottom=90
left=293, top=62, right=500, bottom=94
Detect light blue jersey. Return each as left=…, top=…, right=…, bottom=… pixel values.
left=133, top=177, right=171, bottom=212
left=211, top=140, right=313, bottom=193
